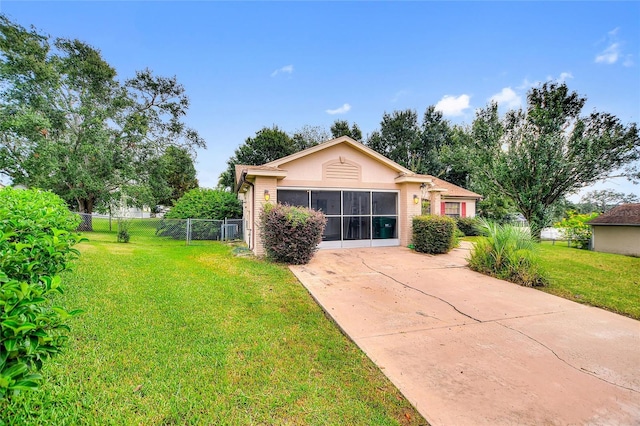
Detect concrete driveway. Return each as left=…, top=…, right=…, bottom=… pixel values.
left=289, top=245, right=640, bottom=426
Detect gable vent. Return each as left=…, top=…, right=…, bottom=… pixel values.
left=325, top=161, right=360, bottom=181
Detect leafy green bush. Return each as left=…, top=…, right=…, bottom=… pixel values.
left=468, top=219, right=547, bottom=287
left=260, top=203, right=326, bottom=264
left=0, top=188, right=83, bottom=398
left=412, top=215, right=456, bottom=254
left=165, top=188, right=242, bottom=220
left=117, top=219, right=131, bottom=243
left=554, top=211, right=598, bottom=249
left=456, top=217, right=481, bottom=236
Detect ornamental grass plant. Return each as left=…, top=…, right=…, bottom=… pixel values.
left=468, top=219, right=547, bottom=287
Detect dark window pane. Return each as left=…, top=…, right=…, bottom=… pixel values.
left=372, top=192, right=397, bottom=215
left=277, top=190, right=309, bottom=207
left=343, top=216, right=371, bottom=240
left=373, top=216, right=397, bottom=239
left=343, top=191, right=370, bottom=215
left=312, top=191, right=341, bottom=215
left=323, top=217, right=341, bottom=241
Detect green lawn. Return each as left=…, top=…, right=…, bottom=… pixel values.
left=537, top=243, right=640, bottom=319
left=1, top=233, right=425, bottom=425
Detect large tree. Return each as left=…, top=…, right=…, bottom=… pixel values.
left=291, top=125, right=330, bottom=151
left=367, top=109, right=422, bottom=171
left=419, top=106, right=453, bottom=176
left=0, top=16, right=204, bottom=227
left=366, top=108, right=453, bottom=176
left=148, top=146, right=199, bottom=207
left=330, top=120, right=362, bottom=141
left=471, top=82, right=639, bottom=237
left=218, top=126, right=295, bottom=190
left=579, top=189, right=639, bottom=213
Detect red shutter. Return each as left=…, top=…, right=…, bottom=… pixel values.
left=461, top=202, right=467, bottom=218
left=440, top=202, right=446, bottom=215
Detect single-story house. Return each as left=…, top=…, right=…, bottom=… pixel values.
left=586, top=203, right=640, bottom=257
left=235, top=136, right=482, bottom=255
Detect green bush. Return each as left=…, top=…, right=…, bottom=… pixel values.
left=456, top=217, right=481, bottom=236
left=468, top=219, right=547, bottom=287
left=166, top=188, right=242, bottom=220
left=260, top=203, right=326, bottom=264
left=0, top=188, right=83, bottom=398
left=554, top=210, right=598, bottom=249
left=412, top=215, right=456, bottom=254
left=117, top=219, right=131, bottom=243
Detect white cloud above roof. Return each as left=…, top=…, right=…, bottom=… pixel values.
left=271, top=64, right=294, bottom=77
left=325, top=103, right=351, bottom=115
left=434, top=94, right=471, bottom=116
left=489, top=87, right=521, bottom=109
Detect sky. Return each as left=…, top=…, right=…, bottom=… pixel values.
left=1, top=1, right=639, bottom=200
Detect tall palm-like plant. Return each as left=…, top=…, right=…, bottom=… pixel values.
left=469, top=219, right=547, bottom=287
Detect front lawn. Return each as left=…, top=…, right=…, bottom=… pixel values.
left=537, top=243, right=639, bottom=319
left=0, top=233, right=425, bottom=425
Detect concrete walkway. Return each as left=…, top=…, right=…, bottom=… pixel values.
left=289, top=244, right=640, bottom=426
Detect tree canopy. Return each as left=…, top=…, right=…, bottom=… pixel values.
left=330, top=120, right=362, bottom=141
left=469, top=82, right=639, bottom=237
left=366, top=107, right=453, bottom=176
left=0, top=15, right=204, bottom=218
left=579, top=189, right=639, bottom=213
left=218, top=126, right=295, bottom=190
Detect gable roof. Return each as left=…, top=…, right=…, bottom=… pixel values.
left=235, top=136, right=482, bottom=198
left=264, top=135, right=414, bottom=174
left=586, top=203, right=640, bottom=226
left=427, top=176, right=482, bottom=199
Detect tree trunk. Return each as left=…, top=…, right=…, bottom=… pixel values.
left=76, top=198, right=94, bottom=231
left=524, top=210, right=545, bottom=241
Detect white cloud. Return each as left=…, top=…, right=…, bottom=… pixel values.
left=434, top=94, right=471, bottom=116
left=489, top=87, right=521, bottom=109
left=594, top=28, right=633, bottom=66
left=325, top=103, right=351, bottom=115
left=391, top=90, right=409, bottom=103
left=517, top=78, right=538, bottom=90
left=558, top=72, right=573, bottom=82
left=595, top=42, right=621, bottom=64
left=270, top=64, right=294, bottom=77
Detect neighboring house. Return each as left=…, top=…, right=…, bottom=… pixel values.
left=586, top=203, right=640, bottom=257
left=235, top=136, right=482, bottom=255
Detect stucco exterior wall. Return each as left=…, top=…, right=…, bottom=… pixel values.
left=592, top=226, right=640, bottom=257
left=252, top=176, right=279, bottom=256
left=277, top=144, right=400, bottom=189
left=400, top=183, right=423, bottom=246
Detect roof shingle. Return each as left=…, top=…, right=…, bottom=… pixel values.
left=586, top=203, right=640, bottom=226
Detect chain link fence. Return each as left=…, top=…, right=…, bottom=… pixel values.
left=75, top=213, right=243, bottom=245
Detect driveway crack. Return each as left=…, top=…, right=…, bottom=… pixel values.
left=356, top=254, right=482, bottom=323
left=356, top=253, right=638, bottom=395
left=496, top=321, right=639, bottom=394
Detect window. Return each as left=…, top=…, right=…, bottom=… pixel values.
left=311, top=191, right=341, bottom=215
left=277, top=190, right=308, bottom=207
left=276, top=189, right=398, bottom=243
left=445, top=202, right=460, bottom=218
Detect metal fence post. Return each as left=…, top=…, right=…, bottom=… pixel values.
left=186, top=218, right=191, bottom=246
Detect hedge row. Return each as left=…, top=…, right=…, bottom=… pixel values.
left=0, top=188, right=83, bottom=398
left=412, top=215, right=456, bottom=254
